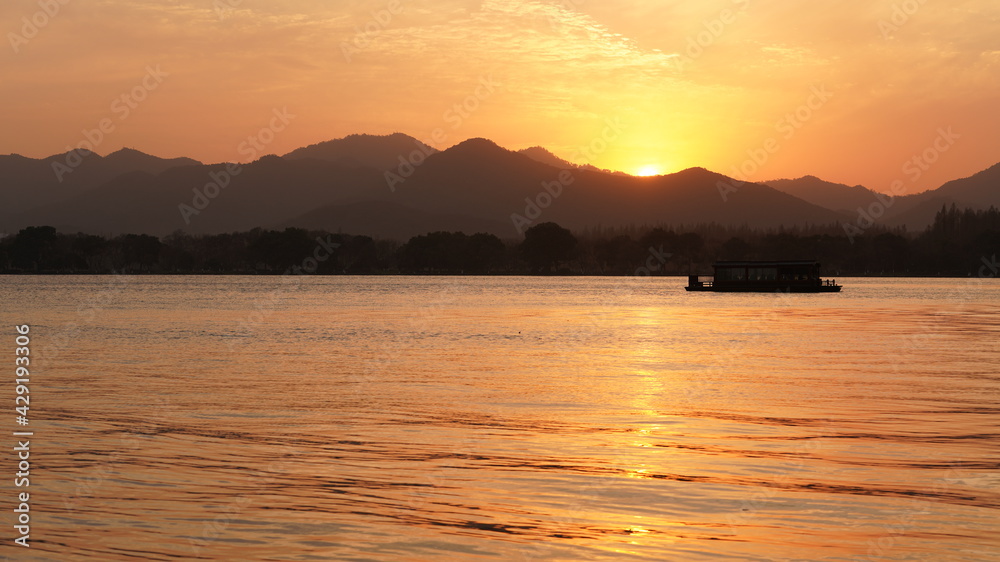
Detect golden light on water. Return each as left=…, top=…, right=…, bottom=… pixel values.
left=4, top=276, right=999, bottom=559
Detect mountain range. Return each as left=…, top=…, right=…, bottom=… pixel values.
left=1, top=133, right=996, bottom=240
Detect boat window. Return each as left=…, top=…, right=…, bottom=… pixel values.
left=748, top=267, right=777, bottom=281
left=716, top=267, right=746, bottom=281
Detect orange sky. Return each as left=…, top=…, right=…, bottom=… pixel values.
left=1, top=0, right=998, bottom=194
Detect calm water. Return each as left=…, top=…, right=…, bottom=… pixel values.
left=1, top=276, right=999, bottom=561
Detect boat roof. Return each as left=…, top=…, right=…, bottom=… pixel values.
left=712, top=260, right=820, bottom=267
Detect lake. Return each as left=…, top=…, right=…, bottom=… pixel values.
left=1, top=276, right=998, bottom=561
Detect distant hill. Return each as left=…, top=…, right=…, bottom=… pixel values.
left=278, top=200, right=509, bottom=240
left=916, top=162, right=1000, bottom=209
left=0, top=148, right=200, bottom=226
left=878, top=163, right=1000, bottom=230
left=517, top=146, right=577, bottom=169
left=517, top=146, right=616, bottom=175
left=384, top=139, right=842, bottom=234
left=2, top=134, right=996, bottom=239
left=13, top=156, right=387, bottom=236
left=881, top=196, right=957, bottom=231
left=765, top=176, right=877, bottom=213
left=768, top=164, right=1000, bottom=231
left=101, top=147, right=200, bottom=175
left=283, top=133, right=437, bottom=170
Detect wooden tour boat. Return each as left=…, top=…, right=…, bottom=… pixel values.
left=686, top=260, right=842, bottom=293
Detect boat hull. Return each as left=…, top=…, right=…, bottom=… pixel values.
left=685, top=284, right=842, bottom=293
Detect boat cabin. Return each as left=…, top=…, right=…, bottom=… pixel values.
left=686, top=260, right=841, bottom=292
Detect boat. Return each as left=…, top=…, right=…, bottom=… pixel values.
left=686, top=260, right=842, bottom=292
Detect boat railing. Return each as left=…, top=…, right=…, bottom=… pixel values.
left=687, top=275, right=713, bottom=288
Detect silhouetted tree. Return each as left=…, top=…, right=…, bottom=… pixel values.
left=720, top=237, right=751, bottom=260
left=640, top=227, right=678, bottom=252
left=398, top=231, right=468, bottom=273
left=338, top=235, right=379, bottom=273
left=116, top=234, right=162, bottom=272
left=676, top=232, right=704, bottom=271
left=397, top=231, right=504, bottom=273
left=1, top=210, right=995, bottom=276
left=249, top=228, right=313, bottom=272
left=466, top=233, right=505, bottom=273
left=11, top=226, right=58, bottom=271
left=520, top=222, right=577, bottom=273
left=594, top=235, right=645, bottom=274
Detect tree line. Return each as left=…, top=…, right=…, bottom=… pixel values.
left=1, top=205, right=997, bottom=276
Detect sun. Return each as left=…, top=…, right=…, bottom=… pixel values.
left=634, top=165, right=663, bottom=177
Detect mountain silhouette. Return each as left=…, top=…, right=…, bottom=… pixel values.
left=765, top=175, right=877, bottom=213
left=915, top=162, right=1000, bottom=208
left=768, top=165, right=1000, bottom=231
left=11, top=156, right=383, bottom=235
left=385, top=141, right=843, bottom=234
left=874, top=164, right=999, bottom=230
left=0, top=148, right=200, bottom=227
left=283, top=133, right=437, bottom=170
left=102, top=147, right=200, bottom=173
left=2, top=135, right=996, bottom=239
left=518, top=146, right=577, bottom=169
left=278, top=200, right=509, bottom=240
left=517, top=146, right=608, bottom=174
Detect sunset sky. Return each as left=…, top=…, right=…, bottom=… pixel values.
left=2, top=0, right=998, bottom=193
